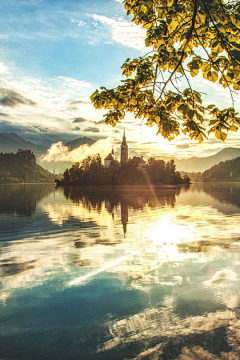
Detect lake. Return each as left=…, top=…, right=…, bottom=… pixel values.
left=1, top=183, right=240, bottom=359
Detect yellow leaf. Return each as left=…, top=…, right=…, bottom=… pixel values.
left=211, top=42, right=223, bottom=54
left=129, top=98, right=137, bottom=105
left=96, top=100, right=103, bottom=108
left=117, top=101, right=124, bottom=110
left=157, top=8, right=166, bottom=19
left=209, top=71, right=218, bottom=82
left=155, top=115, right=160, bottom=123
left=230, top=124, right=238, bottom=132
left=197, top=134, right=203, bottom=144
left=123, top=69, right=132, bottom=77
left=233, top=82, right=240, bottom=90
left=162, top=63, right=168, bottom=72
left=201, top=62, right=211, bottom=72
left=90, top=90, right=98, bottom=102
left=185, top=41, right=193, bottom=51
left=141, top=5, right=148, bottom=13
left=190, top=69, right=199, bottom=77
left=143, top=22, right=152, bottom=29
left=199, top=14, right=206, bottom=23
left=215, top=130, right=227, bottom=141
left=230, top=15, right=237, bottom=25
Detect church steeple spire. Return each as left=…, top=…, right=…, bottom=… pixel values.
left=122, top=130, right=127, bottom=146
left=121, top=130, right=128, bottom=165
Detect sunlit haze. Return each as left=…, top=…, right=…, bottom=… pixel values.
left=1, top=0, right=240, bottom=161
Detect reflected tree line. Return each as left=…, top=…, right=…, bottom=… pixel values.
left=63, top=185, right=185, bottom=236
left=0, top=184, right=54, bottom=216
left=202, top=183, right=240, bottom=208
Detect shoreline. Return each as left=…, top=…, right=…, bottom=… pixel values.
left=55, top=183, right=190, bottom=191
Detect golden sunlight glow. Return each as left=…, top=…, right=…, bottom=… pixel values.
left=41, top=202, right=114, bottom=227
left=141, top=126, right=171, bottom=151
left=145, top=215, right=194, bottom=249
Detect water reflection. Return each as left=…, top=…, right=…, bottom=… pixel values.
left=1, top=183, right=240, bottom=359
left=0, top=184, right=54, bottom=216
left=203, top=182, right=240, bottom=208
left=61, top=185, right=185, bottom=236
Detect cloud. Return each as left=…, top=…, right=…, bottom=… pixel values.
left=84, top=127, right=100, bottom=133
left=0, top=64, right=100, bottom=144
left=0, top=62, right=9, bottom=74
left=97, top=303, right=237, bottom=356
left=141, top=141, right=157, bottom=145
left=97, top=120, right=105, bottom=124
left=40, top=137, right=113, bottom=163
left=204, top=269, right=238, bottom=287
left=72, top=117, right=88, bottom=123
left=55, top=76, right=93, bottom=92
left=70, top=19, right=86, bottom=27
left=0, top=112, right=9, bottom=117
left=88, top=14, right=146, bottom=51
left=176, top=144, right=190, bottom=149
left=0, top=119, right=82, bottom=147
left=69, top=100, right=90, bottom=106
left=0, top=88, right=37, bottom=107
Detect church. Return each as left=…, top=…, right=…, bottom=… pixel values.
left=104, top=131, right=146, bottom=172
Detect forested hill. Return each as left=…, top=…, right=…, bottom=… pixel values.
left=0, top=150, right=55, bottom=183
left=202, top=157, right=240, bottom=182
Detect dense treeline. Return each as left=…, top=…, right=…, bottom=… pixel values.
left=181, top=157, right=240, bottom=182
left=0, top=151, right=55, bottom=183
left=202, top=157, right=240, bottom=182
left=59, top=155, right=190, bottom=186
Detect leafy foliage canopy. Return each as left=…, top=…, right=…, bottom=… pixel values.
left=91, top=0, right=240, bottom=142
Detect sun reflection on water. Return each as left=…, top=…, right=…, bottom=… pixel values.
left=2, top=184, right=240, bottom=359
left=145, top=214, right=194, bottom=246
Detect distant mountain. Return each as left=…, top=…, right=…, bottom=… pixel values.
left=65, top=136, right=96, bottom=151
left=0, top=133, right=97, bottom=174
left=0, top=133, right=47, bottom=157
left=0, top=150, right=55, bottom=183
left=3, top=132, right=240, bottom=174
left=158, top=147, right=240, bottom=172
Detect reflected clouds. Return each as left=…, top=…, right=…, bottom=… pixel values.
left=1, top=184, right=240, bottom=358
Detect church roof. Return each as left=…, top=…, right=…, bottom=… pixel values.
left=104, top=153, right=114, bottom=161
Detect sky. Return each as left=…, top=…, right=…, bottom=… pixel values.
left=1, top=0, right=240, bottom=161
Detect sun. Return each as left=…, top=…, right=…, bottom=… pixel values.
left=141, top=125, right=172, bottom=152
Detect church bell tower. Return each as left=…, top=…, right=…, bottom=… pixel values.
left=121, top=131, right=128, bottom=165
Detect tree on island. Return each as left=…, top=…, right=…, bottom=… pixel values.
left=91, top=0, right=240, bottom=143
left=60, top=155, right=190, bottom=185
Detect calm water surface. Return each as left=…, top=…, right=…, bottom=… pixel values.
left=1, top=183, right=240, bottom=359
